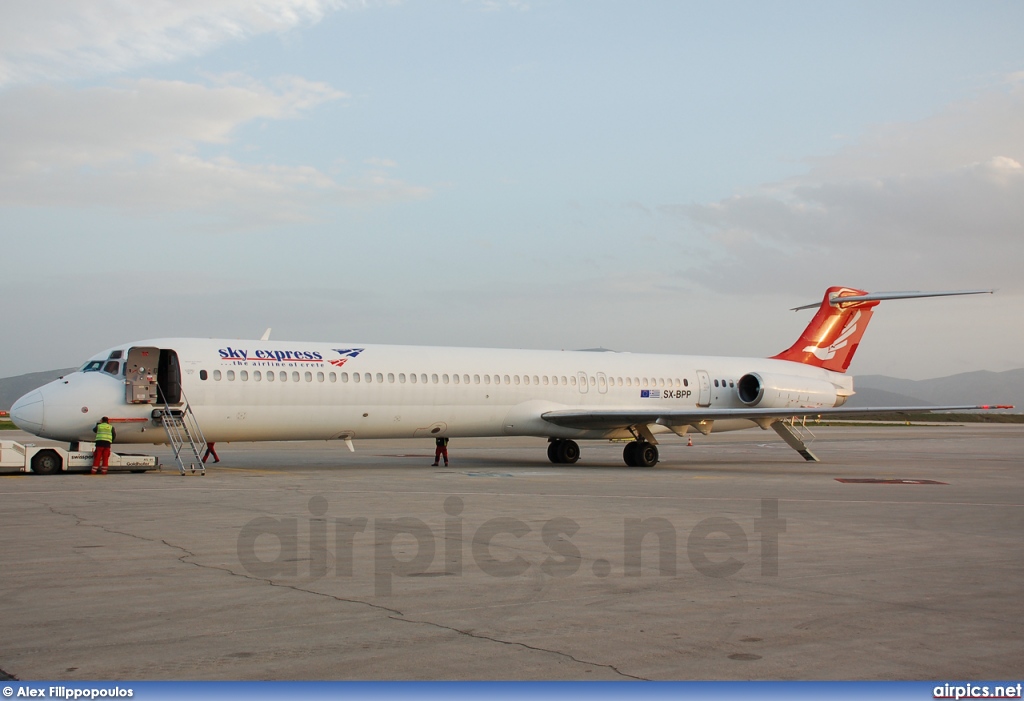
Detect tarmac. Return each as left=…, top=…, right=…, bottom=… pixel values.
left=0, top=424, right=1021, bottom=681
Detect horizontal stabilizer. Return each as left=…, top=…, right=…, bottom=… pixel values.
left=790, top=289, right=993, bottom=312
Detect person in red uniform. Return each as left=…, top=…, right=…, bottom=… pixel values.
left=202, top=442, right=220, bottom=463
left=432, top=436, right=449, bottom=466
left=91, top=417, right=116, bottom=475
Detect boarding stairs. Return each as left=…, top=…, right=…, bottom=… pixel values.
left=157, top=391, right=208, bottom=475
left=771, top=415, right=820, bottom=462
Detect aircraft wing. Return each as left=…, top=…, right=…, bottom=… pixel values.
left=541, top=405, right=1012, bottom=431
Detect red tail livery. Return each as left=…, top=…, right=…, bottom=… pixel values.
left=772, top=287, right=996, bottom=373
left=772, top=287, right=877, bottom=372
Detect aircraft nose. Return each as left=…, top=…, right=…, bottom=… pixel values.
left=11, top=391, right=44, bottom=433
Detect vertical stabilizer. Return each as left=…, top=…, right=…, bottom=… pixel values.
left=771, top=287, right=878, bottom=373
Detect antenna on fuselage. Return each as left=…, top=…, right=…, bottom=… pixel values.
left=261, top=328, right=272, bottom=341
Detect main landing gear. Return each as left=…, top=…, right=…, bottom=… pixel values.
left=546, top=439, right=659, bottom=467
left=623, top=441, right=659, bottom=467
left=547, top=439, right=581, bottom=464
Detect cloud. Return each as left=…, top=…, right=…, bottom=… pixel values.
left=0, top=76, right=430, bottom=221
left=671, top=81, right=1024, bottom=294
left=0, top=0, right=360, bottom=86
left=465, top=0, right=531, bottom=12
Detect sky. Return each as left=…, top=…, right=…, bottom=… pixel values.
left=1, top=0, right=1023, bottom=381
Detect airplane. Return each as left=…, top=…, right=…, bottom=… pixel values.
left=9, top=286, right=1012, bottom=471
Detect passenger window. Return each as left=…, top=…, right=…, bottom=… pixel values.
left=388, top=373, right=395, bottom=383
left=484, top=375, right=490, bottom=385
left=421, top=374, right=428, bottom=384
left=292, top=371, right=300, bottom=382
left=399, top=373, right=406, bottom=383
left=254, top=371, right=261, bottom=381
left=365, top=373, right=372, bottom=383
left=227, top=370, right=235, bottom=381
left=240, top=371, right=248, bottom=381
left=200, top=370, right=208, bottom=381
left=453, top=374, right=459, bottom=385
left=329, top=372, right=336, bottom=382
left=376, top=373, right=383, bottom=383
left=503, top=375, right=510, bottom=384
left=464, top=374, right=470, bottom=384
left=279, top=371, right=287, bottom=382
left=267, top=371, right=274, bottom=382
left=683, top=378, right=688, bottom=387
left=411, top=373, right=417, bottom=384
left=354, top=373, right=361, bottom=383
left=515, top=375, right=521, bottom=385
left=305, top=372, right=312, bottom=382
left=341, top=372, right=349, bottom=382
left=431, top=374, right=438, bottom=384
left=213, top=370, right=222, bottom=381
left=317, top=372, right=324, bottom=382
left=443, top=374, right=450, bottom=384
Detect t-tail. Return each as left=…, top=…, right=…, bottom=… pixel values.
left=771, top=286, right=994, bottom=373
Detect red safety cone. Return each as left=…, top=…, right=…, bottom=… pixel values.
left=687, top=435, right=693, bottom=447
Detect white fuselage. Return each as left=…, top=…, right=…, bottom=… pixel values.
left=13, top=338, right=852, bottom=445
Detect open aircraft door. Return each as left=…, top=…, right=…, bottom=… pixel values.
left=125, top=347, right=182, bottom=406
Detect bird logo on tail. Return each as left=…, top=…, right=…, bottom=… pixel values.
left=802, top=310, right=861, bottom=361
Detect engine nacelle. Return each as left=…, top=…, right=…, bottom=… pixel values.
left=737, top=372, right=840, bottom=409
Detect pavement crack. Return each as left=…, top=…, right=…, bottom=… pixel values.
left=387, top=615, right=648, bottom=680
left=159, top=537, right=408, bottom=617
left=43, top=503, right=407, bottom=618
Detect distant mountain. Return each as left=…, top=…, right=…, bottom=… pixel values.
left=0, top=369, right=76, bottom=411
left=848, top=369, right=1024, bottom=409
left=845, top=387, right=931, bottom=407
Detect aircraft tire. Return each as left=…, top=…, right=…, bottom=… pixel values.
left=637, top=443, right=659, bottom=467
left=547, top=441, right=561, bottom=463
left=557, top=440, right=580, bottom=464
left=31, top=450, right=63, bottom=475
left=623, top=442, right=639, bottom=467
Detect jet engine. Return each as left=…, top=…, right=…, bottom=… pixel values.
left=737, top=372, right=842, bottom=409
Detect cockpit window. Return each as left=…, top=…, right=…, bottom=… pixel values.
left=108, top=350, right=123, bottom=360
left=82, top=360, right=105, bottom=372
left=103, top=360, right=121, bottom=376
